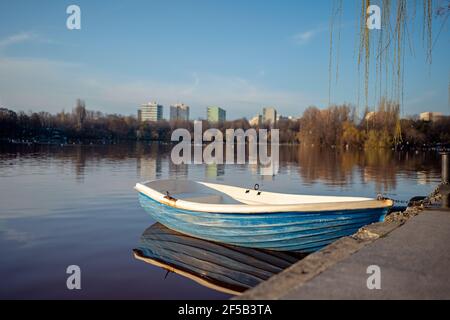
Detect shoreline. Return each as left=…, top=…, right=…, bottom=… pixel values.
left=1, top=139, right=448, bottom=152
left=235, top=186, right=447, bottom=300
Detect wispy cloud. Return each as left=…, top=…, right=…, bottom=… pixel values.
left=0, top=32, right=35, bottom=49
left=0, top=32, right=57, bottom=52
left=291, top=27, right=325, bottom=46
left=0, top=56, right=318, bottom=118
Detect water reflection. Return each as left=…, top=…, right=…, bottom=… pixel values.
left=0, top=143, right=442, bottom=299
left=0, top=143, right=440, bottom=191
left=169, top=161, right=189, bottom=179
left=287, top=146, right=440, bottom=191
left=205, top=163, right=225, bottom=178
left=133, top=223, right=305, bottom=295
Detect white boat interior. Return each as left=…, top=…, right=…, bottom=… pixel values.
left=135, top=180, right=393, bottom=214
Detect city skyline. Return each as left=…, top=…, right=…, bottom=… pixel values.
left=0, top=1, right=448, bottom=119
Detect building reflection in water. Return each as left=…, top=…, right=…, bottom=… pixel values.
left=169, top=161, right=189, bottom=179
left=136, top=144, right=167, bottom=180
left=205, top=163, right=225, bottom=178
left=0, top=142, right=440, bottom=193
left=259, top=160, right=279, bottom=179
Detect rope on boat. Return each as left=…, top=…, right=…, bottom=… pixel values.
left=376, top=192, right=431, bottom=208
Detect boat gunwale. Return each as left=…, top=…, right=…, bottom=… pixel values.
left=135, top=180, right=393, bottom=214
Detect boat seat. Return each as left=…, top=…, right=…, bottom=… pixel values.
left=181, top=195, right=224, bottom=204
left=177, top=194, right=243, bottom=204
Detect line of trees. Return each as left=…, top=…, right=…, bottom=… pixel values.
left=1, top=99, right=449, bottom=148
left=298, top=99, right=450, bottom=149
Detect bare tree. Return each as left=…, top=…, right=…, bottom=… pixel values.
left=73, top=99, right=87, bottom=130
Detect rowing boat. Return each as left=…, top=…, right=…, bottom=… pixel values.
left=134, top=180, right=393, bottom=252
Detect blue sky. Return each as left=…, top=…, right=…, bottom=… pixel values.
left=0, top=0, right=448, bottom=119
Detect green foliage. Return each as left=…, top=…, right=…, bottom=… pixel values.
left=342, top=122, right=365, bottom=148
left=364, top=129, right=391, bottom=149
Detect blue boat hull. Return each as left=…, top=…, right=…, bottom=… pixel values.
left=138, top=193, right=389, bottom=252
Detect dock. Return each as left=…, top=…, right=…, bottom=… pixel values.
left=237, top=206, right=450, bottom=300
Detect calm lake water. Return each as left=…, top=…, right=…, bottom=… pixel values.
left=0, top=143, right=442, bottom=299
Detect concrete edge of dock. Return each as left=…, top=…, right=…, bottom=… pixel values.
left=235, top=189, right=445, bottom=300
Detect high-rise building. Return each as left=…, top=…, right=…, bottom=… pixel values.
left=207, top=106, right=226, bottom=123
left=262, top=107, right=277, bottom=127
left=420, top=112, right=443, bottom=122
left=138, top=102, right=163, bottom=122
left=364, top=111, right=376, bottom=121
left=170, top=103, right=190, bottom=121
left=249, top=115, right=262, bottom=126
left=277, top=114, right=298, bottom=121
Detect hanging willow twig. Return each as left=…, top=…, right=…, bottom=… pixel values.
left=329, top=0, right=437, bottom=120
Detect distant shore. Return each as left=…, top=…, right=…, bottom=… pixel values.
left=1, top=99, right=449, bottom=149
left=1, top=138, right=448, bottom=153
